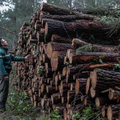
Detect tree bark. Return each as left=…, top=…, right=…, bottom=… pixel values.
left=51, top=34, right=72, bottom=43
left=40, top=14, right=96, bottom=22
left=107, top=105, right=120, bottom=120
left=72, top=38, right=119, bottom=52
left=75, top=78, right=87, bottom=95
left=90, top=68, right=120, bottom=90
left=51, top=51, right=66, bottom=71
left=40, top=2, right=72, bottom=15
left=66, top=63, right=115, bottom=83
left=69, top=52, right=120, bottom=65
left=46, top=42, right=72, bottom=58
left=45, top=19, right=109, bottom=38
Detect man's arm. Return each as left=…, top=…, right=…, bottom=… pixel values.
left=10, top=54, right=25, bottom=61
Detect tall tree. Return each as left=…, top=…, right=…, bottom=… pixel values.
left=0, top=0, right=43, bottom=50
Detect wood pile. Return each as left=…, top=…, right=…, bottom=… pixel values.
left=13, top=2, right=120, bottom=120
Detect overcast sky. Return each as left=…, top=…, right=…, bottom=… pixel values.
left=0, top=0, right=47, bottom=12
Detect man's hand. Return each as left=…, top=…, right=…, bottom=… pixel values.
left=4, top=76, right=9, bottom=81
left=25, top=55, right=30, bottom=61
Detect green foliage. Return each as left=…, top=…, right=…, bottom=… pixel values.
left=89, top=34, right=95, bottom=41
left=38, top=66, right=46, bottom=76
left=113, top=59, right=120, bottom=71
left=50, top=109, right=63, bottom=120
left=73, top=105, right=105, bottom=120
left=7, top=91, right=33, bottom=116
left=76, top=45, right=92, bottom=53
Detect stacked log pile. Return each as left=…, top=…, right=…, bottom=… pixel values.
left=13, top=2, right=120, bottom=120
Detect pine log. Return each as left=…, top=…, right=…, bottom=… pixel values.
left=62, top=67, right=67, bottom=77
left=51, top=34, right=72, bottom=43
left=40, top=14, right=96, bottom=22
left=51, top=93, right=61, bottom=104
left=95, top=97, right=109, bottom=107
left=40, top=2, right=72, bottom=15
left=46, top=85, right=57, bottom=94
left=109, top=89, right=120, bottom=102
left=90, top=69, right=120, bottom=90
left=107, top=105, right=120, bottom=120
left=75, top=78, right=87, bottom=95
left=46, top=42, right=72, bottom=58
left=86, top=77, right=91, bottom=95
left=67, top=90, right=75, bottom=103
left=101, top=105, right=107, bottom=118
left=35, top=20, right=42, bottom=30
left=51, top=51, right=66, bottom=71
left=69, top=52, right=120, bottom=65
left=66, top=63, right=115, bottom=83
left=45, top=19, right=109, bottom=38
left=72, top=38, right=119, bottom=52
left=73, top=71, right=90, bottom=80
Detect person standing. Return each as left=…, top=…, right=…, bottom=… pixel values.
left=0, top=38, right=28, bottom=112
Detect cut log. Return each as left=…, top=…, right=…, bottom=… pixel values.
left=66, top=63, right=115, bottom=83
left=109, top=89, right=120, bottom=102
left=45, top=19, right=109, bottom=38
left=51, top=51, right=66, bottom=71
left=90, top=68, right=120, bottom=90
left=51, top=34, right=72, bottom=43
left=51, top=93, right=61, bottom=104
left=46, top=42, right=72, bottom=58
left=101, top=105, right=107, bottom=118
left=40, top=2, right=72, bottom=15
left=69, top=52, right=120, bottom=65
left=40, top=14, right=96, bottom=22
left=72, top=38, right=119, bottom=52
left=62, top=67, right=67, bottom=77
left=86, top=77, right=91, bottom=95
left=35, top=20, right=42, bottom=30
left=107, top=105, right=120, bottom=120
left=95, top=97, right=108, bottom=107
left=75, top=78, right=87, bottom=95
left=67, top=90, right=75, bottom=103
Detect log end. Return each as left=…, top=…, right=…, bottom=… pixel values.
left=101, top=106, right=106, bottom=117
left=90, top=70, right=97, bottom=89
left=95, top=97, right=100, bottom=107
left=46, top=42, right=53, bottom=58
left=75, top=79, right=80, bottom=95
left=62, top=67, right=67, bottom=77
left=107, top=105, right=112, bottom=120
left=90, top=87, right=96, bottom=98
left=86, top=77, right=91, bottom=95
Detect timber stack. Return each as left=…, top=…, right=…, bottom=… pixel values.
left=13, top=2, right=120, bottom=120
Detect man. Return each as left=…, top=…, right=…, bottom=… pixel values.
left=0, top=38, right=28, bottom=112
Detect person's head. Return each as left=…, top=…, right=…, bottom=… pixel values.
left=0, top=38, right=8, bottom=47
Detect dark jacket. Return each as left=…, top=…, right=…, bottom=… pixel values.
left=0, top=46, right=25, bottom=76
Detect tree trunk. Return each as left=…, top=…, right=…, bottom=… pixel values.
left=75, top=78, right=87, bottom=95
left=40, top=2, right=72, bottom=15
left=72, top=38, right=119, bottom=52
left=107, top=105, right=120, bottom=120
left=90, top=68, right=120, bottom=90
left=66, top=63, right=115, bottom=83
left=40, top=14, right=96, bottom=22
left=51, top=51, right=66, bottom=71
left=69, top=52, right=120, bottom=65
left=46, top=42, right=72, bottom=58
left=45, top=19, right=109, bottom=38
left=51, top=34, right=72, bottom=43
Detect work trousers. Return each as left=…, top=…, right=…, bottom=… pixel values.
left=0, top=72, right=9, bottom=110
